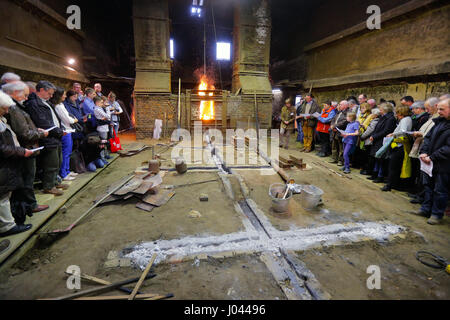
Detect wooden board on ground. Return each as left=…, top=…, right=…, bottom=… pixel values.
left=136, top=202, right=155, bottom=212
left=114, top=176, right=144, bottom=196
left=278, top=161, right=294, bottom=169
left=94, top=194, right=125, bottom=205
left=142, top=189, right=175, bottom=207
left=289, top=155, right=303, bottom=164
left=132, top=180, right=154, bottom=195
left=279, top=156, right=293, bottom=164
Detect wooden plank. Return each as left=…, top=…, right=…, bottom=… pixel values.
left=132, top=180, right=154, bottom=195
left=64, top=272, right=142, bottom=295
left=74, top=294, right=159, bottom=301
left=42, top=274, right=156, bottom=300
left=145, top=294, right=174, bottom=300
left=136, top=202, right=155, bottom=212
left=279, top=156, right=293, bottom=164
left=278, top=160, right=293, bottom=169
left=114, top=176, right=144, bottom=196
left=128, top=254, right=157, bottom=300
left=142, top=189, right=175, bottom=207
left=289, top=155, right=303, bottom=164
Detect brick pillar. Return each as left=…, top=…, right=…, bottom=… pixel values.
left=133, top=0, right=172, bottom=139
left=232, top=0, right=272, bottom=129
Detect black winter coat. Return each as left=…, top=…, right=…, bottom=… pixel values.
left=5, top=99, right=45, bottom=151
left=420, top=117, right=450, bottom=174
left=0, top=120, right=25, bottom=195
left=412, top=112, right=430, bottom=132
left=370, top=112, right=397, bottom=157
left=24, top=93, right=64, bottom=149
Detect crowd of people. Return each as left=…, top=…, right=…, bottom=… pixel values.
left=280, top=93, right=450, bottom=226
left=0, top=72, right=123, bottom=237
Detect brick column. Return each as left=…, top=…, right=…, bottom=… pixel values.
left=133, top=0, right=172, bottom=139
left=232, top=0, right=272, bottom=129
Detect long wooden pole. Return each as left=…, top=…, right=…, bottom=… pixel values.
left=42, top=274, right=156, bottom=300
left=64, top=271, right=142, bottom=295
left=128, top=253, right=157, bottom=300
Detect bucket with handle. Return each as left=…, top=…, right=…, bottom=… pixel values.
left=299, top=185, right=323, bottom=210
left=269, top=183, right=292, bottom=213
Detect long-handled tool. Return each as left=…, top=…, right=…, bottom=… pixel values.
left=64, top=271, right=143, bottom=295
left=128, top=253, right=157, bottom=300
left=41, top=174, right=136, bottom=236
left=41, top=274, right=156, bottom=300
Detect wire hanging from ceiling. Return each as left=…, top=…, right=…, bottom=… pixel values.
left=211, top=1, right=223, bottom=90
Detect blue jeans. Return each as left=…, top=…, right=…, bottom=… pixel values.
left=343, top=142, right=355, bottom=170
left=296, top=120, right=304, bottom=142
left=373, top=159, right=384, bottom=178
left=60, top=133, right=73, bottom=179
left=421, top=173, right=449, bottom=218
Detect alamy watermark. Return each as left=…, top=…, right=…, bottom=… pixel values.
left=367, top=5, right=381, bottom=30
left=66, top=5, right=81, bottom=30
left=170, top=122, right=279, bottom=176
left=66, top=265, right=81, bottom=290
left=367, top=265, right=381, bottom=290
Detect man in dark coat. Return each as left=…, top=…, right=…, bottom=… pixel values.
left=0, top=91, right=33, bottom=237
left=24, top=81, right=65, bottom=196
left=417, top=99, right=450, bottom=225
left=3, top=81, right=50, bottom=221
left=329, top=100, right=350, bottom=166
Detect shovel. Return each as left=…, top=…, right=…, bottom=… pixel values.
left=41, top=174, right=136, bottom=237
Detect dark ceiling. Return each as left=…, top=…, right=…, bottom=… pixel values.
left=39, top=0, right=411, bottom=87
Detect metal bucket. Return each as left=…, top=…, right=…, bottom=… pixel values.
left=175, top=158, right=187, bottom=174
left=269, top=183, right=292, bottom=213
left=299, top=185, right=323, bottom=210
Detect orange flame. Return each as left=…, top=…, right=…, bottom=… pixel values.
left=198, top=76, right=215, bottom=121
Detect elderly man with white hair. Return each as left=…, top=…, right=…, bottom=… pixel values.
left=409, top=97, right=440, bottom=204
left=0, top=90, right=33, bottom=238
left=329, top=100, right=350, bottom=165
left=416, top=98, right=450, bottom=225
left=0, top=72, right=21, bottom=89
left=411, top=101, right=430, bottom=132
left=2, top=82, right=50, bottom=222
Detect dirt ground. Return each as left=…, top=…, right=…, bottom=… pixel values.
left=0, top=135, right=449, bottom=300
left=297, top=235, right=450, bottom=300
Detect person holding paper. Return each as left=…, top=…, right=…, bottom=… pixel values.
left=316, top=101, right=336, bottom=157
left=416, top=98, right=450, bottom=225
left=24, top=81, right=65, bottom=196
left=2, top=81, right=50, bottom=219
left=53, top=87, right=79, bottom=182
left=340, top=113, right=360, bottom=174
left=409, top=98, right=440, bottom=203
left=329, top=100, right=349, bottom=166
left=297, top=94, right=321, bottom=153
left=0, top=90, right=34, bottom=237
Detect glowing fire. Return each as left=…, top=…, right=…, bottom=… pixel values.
left=198, top=76, right=215, bottom=121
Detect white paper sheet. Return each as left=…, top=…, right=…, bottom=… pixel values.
left=30, top=146, right=44, bottom=153
left=44, top=126, right=58, bottom=132
left=420, top=159, right=433, bottom=177
left=336, top=128, right=346, bottom=135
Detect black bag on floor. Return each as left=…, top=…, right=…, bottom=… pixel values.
left=70, top=149, right=87, bottom=174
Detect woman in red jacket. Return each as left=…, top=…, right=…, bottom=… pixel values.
left=316, top=101, right=337, bottom=157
